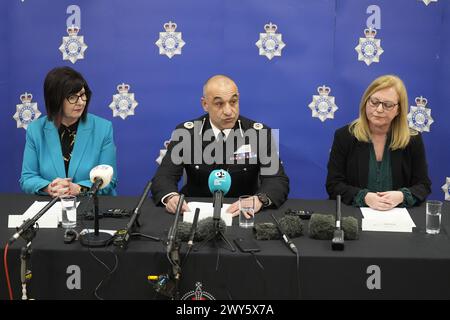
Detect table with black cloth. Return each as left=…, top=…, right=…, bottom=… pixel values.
left=0, top=193, right=449, bottom=300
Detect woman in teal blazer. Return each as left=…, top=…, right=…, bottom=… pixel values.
left=20, top=66, right=117, bottom=196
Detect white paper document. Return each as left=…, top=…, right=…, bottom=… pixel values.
left=360, top=207, right=416, bottom=232
left=184, top=201, right=233, bottom=226
left=8, top=200, right=80, bottom=229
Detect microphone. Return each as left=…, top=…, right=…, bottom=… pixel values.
left=167, top=194, right=185, bottom=254
left=331, top=195, right=345, bottom=251
left=9, top=197, right=59, bottom=244
left=88, top=165, right=113, bottom=196
left=308, top=213, right=359, bottom=240
left=208, top=169, right=231, bottom=221
left=187, top=208, right=200, bottom=248
left=253, top=215, right=303, bottom=240
left=271, top=214, right=298, bottom=254
left=114, top=181, right=153, bottom=248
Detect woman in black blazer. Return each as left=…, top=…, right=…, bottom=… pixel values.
left=326, top=75, right=431, bottom=210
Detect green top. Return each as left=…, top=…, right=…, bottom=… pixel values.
left=353, top=141, right=417, bottom=207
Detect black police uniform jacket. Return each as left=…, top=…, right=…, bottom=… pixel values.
left=151, top=114, right=289, bottom=207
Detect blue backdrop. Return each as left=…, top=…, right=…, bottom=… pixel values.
left=1, top=0, right=449, bottom=201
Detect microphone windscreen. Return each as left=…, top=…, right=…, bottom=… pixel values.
left=308, top=213, right=335, bottom=240
left=89, top=165, right=113, bottom=189
left=279, top=215, right=303, bottom=238
left=208, top=170, right=231, bottom=195
left=253, top=223, right=280, bottom=240
left=196, top=217, right=226, bottom=241
left=176, top=221, right=192, bottom=242
left=342, top=216, right=359, bottom=240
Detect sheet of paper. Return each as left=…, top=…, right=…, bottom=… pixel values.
left=184, top=201, right=233, bottom=226
left=360, top=207, right=416, bottom=232
left=8, top=200, right=80, bottom=229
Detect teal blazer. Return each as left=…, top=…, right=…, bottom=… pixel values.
left=20, top=114, right=117, bottom=195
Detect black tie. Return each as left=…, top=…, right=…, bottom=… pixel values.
left=219, top=131, right=226, bottom=164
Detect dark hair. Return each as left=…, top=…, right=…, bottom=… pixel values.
left=43, top=66, right=92, bottom=127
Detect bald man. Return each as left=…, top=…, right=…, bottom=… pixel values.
left=151, top=75, right=289, bottom=216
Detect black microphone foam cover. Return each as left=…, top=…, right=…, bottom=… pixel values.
left=279, top=215, right=303, bottom=238
left=253, top=223, right=280, bottom=240
left=308, top=213, right=335, bottom=240
left=196, top=217, right=226, bottom=241
left=342, top=216, right=359, bottom=240
left=176, top=221, right=193, bottom=242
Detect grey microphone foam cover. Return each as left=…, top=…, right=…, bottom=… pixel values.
left=342, top=216, right=359, bottom=240
left=308, top=213, right=335, bottom=240
left=253, top=223, right=280, bottom=240
left=176, top=221, right=193, bottom=242
left=279, top=215, right=303, bottom=238
left=196, top=217, right=226, bottom=241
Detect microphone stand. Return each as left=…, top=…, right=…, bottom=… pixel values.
left=9, top=196, right=59, bottom=300
left=80, top=186, right=112, bottom=247
left=195, top=191, right=235, bottom=252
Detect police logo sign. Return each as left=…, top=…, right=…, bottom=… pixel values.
left=355, top=28, right=384, bottom=66
left=155, top=21, right=185, bottom=59
left=13, top=92, right=41, bottom=130
left=181, top=282, right=215, bottom=300
left=407, top=96, right=434, bottom=133
left=109, top=83, right=138, bottom=120
left=59, top=25, right=87, bottom=64
left=308, top=85, right=338, bottom=122
left=255, top=22, right=286, bottom=60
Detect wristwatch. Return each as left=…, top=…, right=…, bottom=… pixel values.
left=256, top=193, right=271, bottom=207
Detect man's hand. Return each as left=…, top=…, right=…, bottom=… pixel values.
left=165, top=194, right=190, bottom=214
left=364, top=191, right=403, bottom=211
left=226, top=196, right=263, bottom=217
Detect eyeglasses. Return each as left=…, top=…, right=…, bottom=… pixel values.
left=66, top=92, right=87, bottom=104
left=367, top=97, right=398, bottom=111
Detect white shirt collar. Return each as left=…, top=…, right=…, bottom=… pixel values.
left=209, top=119, right=231, bottom=140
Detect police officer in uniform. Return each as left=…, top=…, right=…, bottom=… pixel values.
left=151, top=75, right=289, bottom=216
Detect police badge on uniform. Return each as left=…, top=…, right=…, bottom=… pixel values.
left=407, top=96, right=434, bottom=133
left=255, top=22, right=286, bottom=60
left=109, top=83, right=138, bottom=120
left=13, top=92, right=41, bottom=130
left=355, top=28, right=384, bottom=66
left=59, top=25, right=88, bottom=64
left=442, top=177, right=450, bottom=201
left=421, top=0, right=438, bottom=6
left=155, top=21, right=185, bottom=59
left=308, top=85, right=338, bottom=122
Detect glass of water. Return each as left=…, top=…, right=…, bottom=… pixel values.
left=60, top=195, right=77, bottom=229
left=239, top=195, right=255, bottom=228
left=426, top=200, right=443, bottom=234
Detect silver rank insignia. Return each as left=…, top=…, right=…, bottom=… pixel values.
left=59, top=25, right=88, bottom=64
left=255, top=22, right=286, bottom=60
left=407, top=96, right=434, bottom=133
left=109, top=83, right=139, bottom=120
left=421, top=0, right=438, bottom=6
left=155, top=21, right=185, bottom=59
left=13, top=92, right=41, bottom=130
left=442, top=177, right=450, bottom=201
left=308, top=85, right=338, bottom=122
left=355, top=28, right=384, bottom=66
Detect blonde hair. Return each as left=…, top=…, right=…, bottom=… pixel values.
left=349, top=74, right=417, bottom=150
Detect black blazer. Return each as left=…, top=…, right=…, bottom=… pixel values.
left=326, top=125, right=431, bottom=205
left=151, top=114, right=289, bottom=208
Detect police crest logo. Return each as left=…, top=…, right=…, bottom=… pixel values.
left=155, top=21, right=185, bottom=59
left=308, top=85, right=338, bottom=122
left=255, top=22, right=286, bottom=60
left=421, top=0, right=438, bottom=6
left=355, top=28, right=384, bottom=66
left=441, top=178, right=450, bottom=201
left=407, top=96, right=434, bottom=133
left=59, top=25, right=88, bottom=64
left=181, top=282, right=215, bottom=300
left=109, top=83, right=139, bottom=120
left=13, top=92, right=41, bottom=130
